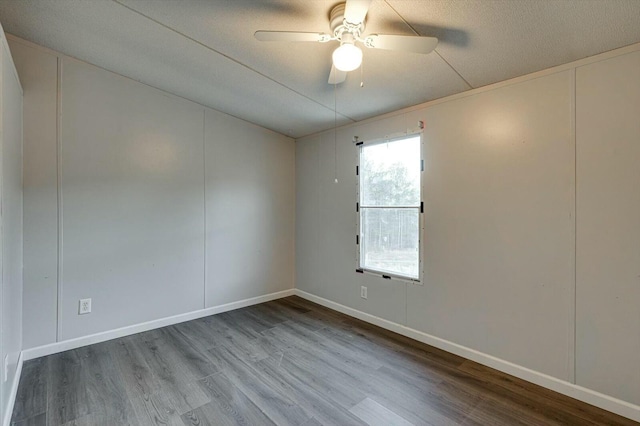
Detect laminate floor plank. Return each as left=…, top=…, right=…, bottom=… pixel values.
left=261, top=351, right=367, bottom=410
left=247, top=302, right=293, bottom=324
left=274, top=310, right=329, bottom=333
left=251, top=301, right=302, bottom=323
left=258, top=329, right=364, bottom=383
left=217, top=333, right=272, bottom=363
left=173, top=316, right=232, bottom=351
left=271, top=300, right=350, bottom=333
left=283, top=296, right=351, bottom=322
left=229, top=307, right=275, bottom=334
left=11, top=413, right=47, bottom=426
left=265, top=323, right=478, bottom=426
left=75, top=343, right=138, bottom=425
left=108, top=337, right=183, bottom=426
left=171, top=319, right=221, bottom=352
left=58, top=413, right=137, bottom=426
left=261, top=329, right=454, bottom=426
left=132, top=329, right=211, bottom=415
left=46, top=350, right=91, bottom=426
left=11, top=358, right=48, bottom=424
left=192, top=315, right=242, bottom=344
left=206, top=344, right=312, bottom=425
left=182, top=372, right=276, bottom=426
left=128, top=391, right=183, bottom=426
left=267, top=320, right=385, bottom=371
left=317, top=323, right=450, bottom=375
left=256, top=355, right=368, bottom=425
left=12, top=296, right=638, bottom=426
left=239, top=307, right=285, bottom=331
left=109, top=336, right=161, bottom=395
left=378, top=357, right=590, bottom=426
left=338, top=318, right=466, bottom=370
left=217, top=310, right=266, bottom=339
left=349, top=397, right=414, bottom=426
left=313, top=326, right=428, bottom=376
left=160, top=326, right=221, bottom=379
left=458, top=360, right=638, bottom=426
left=461, top=394, right=562, bottom=426
left=363, top=364, right=481, bottom=425
left=270, top=298, right=312, bottom=315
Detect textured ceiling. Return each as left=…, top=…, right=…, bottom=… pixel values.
left=1, top=0, right=639, bottom=138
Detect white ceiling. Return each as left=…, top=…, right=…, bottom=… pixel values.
left=1, top=0, right=639, bottom=138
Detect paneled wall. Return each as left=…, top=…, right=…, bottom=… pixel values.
left=575, top=50, right=640, bottom=405
left=9, top=34, right=57, bottom=349
left=9, top=36, right=295, bottom=348
left=407, top=71, right=575, bottom=379
left=205, top=109, right=294, bottom=307
left=58, top=58, right=206, bottom=340
left=0, top=28, right=23, bottom=423
left=296, top=46, right=640, bottom=409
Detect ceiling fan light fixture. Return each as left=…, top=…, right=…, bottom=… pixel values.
left=332, top=42, right=362, bottom=72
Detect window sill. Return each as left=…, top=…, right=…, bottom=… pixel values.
left=356, top=268, right=422, bottom=285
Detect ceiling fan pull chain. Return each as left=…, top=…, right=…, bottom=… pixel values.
left=360, top=57, right=364, bottom=87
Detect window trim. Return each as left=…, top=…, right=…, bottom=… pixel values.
left=356, top=132, right=425, bottom=284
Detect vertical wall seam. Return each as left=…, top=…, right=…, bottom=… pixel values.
left=571, top=67, right=577, bottom=385
left=0, top=40, right=5, bottom=394
left=19, top=52, right=24, bottom=355
left=202, top=109, right=206, bottom=309
left=55, top=56, right=63, bottom=342
left=291, top=136, right=296, bottom=291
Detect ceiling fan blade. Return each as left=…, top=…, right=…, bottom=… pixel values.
left=364, top=34, right=438, bottom=54
left=254, top=31, right=330, bottom=42
left=344, top=0, right=372, bottom=24
left=328, top=65, right=347, bottom=85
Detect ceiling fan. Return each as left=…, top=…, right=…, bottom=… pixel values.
left=254, top=0, right=438, bottom=84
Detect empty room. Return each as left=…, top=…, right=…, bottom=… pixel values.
left=0, top=0, right=639, bottom=425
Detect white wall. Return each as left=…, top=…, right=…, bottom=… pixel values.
left=0, top=27, right=23, bottom=423
left=205, top=109, right=295, bottom=307
left=296, top=45, right=640, bottom=409
left=8, top=36, right=295, bottom=348
left=575, top=50, right=640, bottom=405
left=59, top=57, right=206, bottom=340
left=408, top=71, right=575, bottom=380
left=8, top=35, right=57, bottom=349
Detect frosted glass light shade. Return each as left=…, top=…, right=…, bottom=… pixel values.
left=332, top=43, right=363, bottom=72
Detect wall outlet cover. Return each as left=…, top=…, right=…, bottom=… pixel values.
left=361, top=286, right=368, bottom=299
left=79, top=298, right=92, bottom=315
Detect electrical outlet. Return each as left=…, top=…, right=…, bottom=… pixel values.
left=3, top=354, right=8, bottom=382
left=361, top=286, right=367, bottom=299
left=79, top=298, right=92, bottom=315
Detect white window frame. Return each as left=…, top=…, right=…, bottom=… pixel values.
left=356, top=132, right=425, bottom=284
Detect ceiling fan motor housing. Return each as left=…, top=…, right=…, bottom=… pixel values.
left=330, top=3, right=365, bottom=42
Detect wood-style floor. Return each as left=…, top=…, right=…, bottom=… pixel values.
left=10, top=296, right=638, bottom=426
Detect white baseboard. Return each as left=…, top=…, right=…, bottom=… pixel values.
left=22, top=288, right=295, bottom=361
left=294, top=289, right=640, bottom=423
left=3, top=351, right=24, bottom=426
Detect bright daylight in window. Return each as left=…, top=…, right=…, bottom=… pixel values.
left=358, top=135, right=422, bottom=280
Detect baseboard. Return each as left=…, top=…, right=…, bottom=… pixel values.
left=294, top=289, right=640, bottom=423
left=3, top=351, right=24, bottom=426
left=22, top=288, right=295, bottom=361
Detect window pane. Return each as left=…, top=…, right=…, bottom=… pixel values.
left=361, top=208, right=419, bottom=279
left=361, top=136, right=421, bottom=206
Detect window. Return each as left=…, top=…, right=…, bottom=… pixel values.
left=357, top=134, right=422, bottom=281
